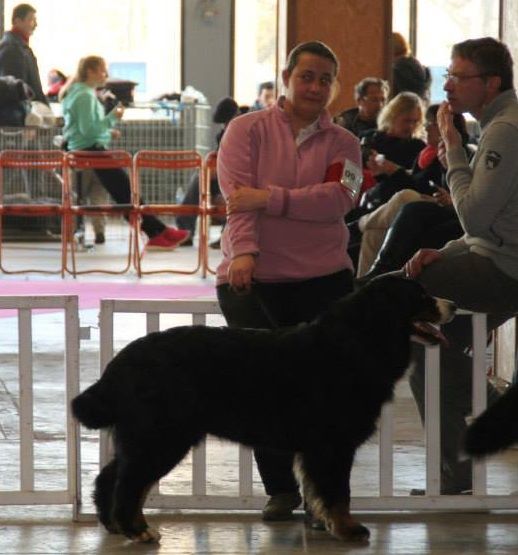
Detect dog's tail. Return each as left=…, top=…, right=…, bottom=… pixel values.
left=71, top=380, right=116, bottom=429
left=465, top=382, right=518, bottom=457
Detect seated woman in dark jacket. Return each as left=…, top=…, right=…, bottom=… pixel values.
left=350, top=91, right=426, bottom=221
left=357, top=109, right=472, bottom=282
left=346, top=92, right=425, bottom=266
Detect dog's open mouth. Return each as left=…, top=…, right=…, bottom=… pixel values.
left=411, top=321, right=448, bottom=347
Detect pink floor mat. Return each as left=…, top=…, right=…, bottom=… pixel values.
left=0, top=280, right=216, bottom=317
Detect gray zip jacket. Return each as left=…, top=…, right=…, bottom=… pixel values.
left=443, top=89, right=518, bottom=280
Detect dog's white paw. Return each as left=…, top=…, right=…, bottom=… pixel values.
left=132, top=527, right=161, bottom=543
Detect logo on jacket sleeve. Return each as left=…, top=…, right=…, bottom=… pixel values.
left=485, top=150, right=502, bottom=170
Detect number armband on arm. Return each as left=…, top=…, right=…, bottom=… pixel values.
left=340, top=159, right=363, bottom=199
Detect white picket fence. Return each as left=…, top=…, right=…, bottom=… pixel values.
left=2, top=294, right=518, bottom=522
left=96, top=300, right=518, bottom=513
left=0, top=295, right=80, bottom=513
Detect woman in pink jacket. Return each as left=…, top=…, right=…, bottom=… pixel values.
left=216, top=41, right=362, bottom=523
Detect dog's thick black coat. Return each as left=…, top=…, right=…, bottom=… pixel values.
left=465, top=382, right=518, bottom=457
left=72, top=275, right=454, bottom=543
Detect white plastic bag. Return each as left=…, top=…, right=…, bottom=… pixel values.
left=180, top=85, right=207, bottom=104
left=25, top=101, right=57, bottom=127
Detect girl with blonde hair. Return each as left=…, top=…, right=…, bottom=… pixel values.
left=61, top=55, right=189, bottom=249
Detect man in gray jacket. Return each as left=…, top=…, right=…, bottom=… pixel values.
left=406, top=37, right=518, bottom=495
left=0, top=3, right=47, bottom=126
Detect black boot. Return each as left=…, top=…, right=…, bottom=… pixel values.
left=356, top=225, right=416, bottom=287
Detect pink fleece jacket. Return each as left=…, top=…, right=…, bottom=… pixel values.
left=216, top=101, right=361, bottom=285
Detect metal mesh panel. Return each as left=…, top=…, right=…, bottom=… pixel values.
left=114, top=103, right=211, bottom=204
left=135, top=150, right=202, bottom=207
left=0, top=103, right=212, bottom=238
left=0, top=127, right=62, bottom=152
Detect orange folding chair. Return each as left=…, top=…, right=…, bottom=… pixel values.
left=133, top=150, right=203, bottom=276
left=201, top=151, right=226, bottom=277
left=63, top=150, right=137, bottom=276
left=0, top=150, right=67, bottom=276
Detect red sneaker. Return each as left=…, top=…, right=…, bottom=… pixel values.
left=163, top=227, right=191, bottom=244
left=145, top=228, right=191, bottom=250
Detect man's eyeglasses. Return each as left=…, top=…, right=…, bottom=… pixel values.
left=361, top=96, right=386, bottom=103
left=443, top=72, right=487, bottom=84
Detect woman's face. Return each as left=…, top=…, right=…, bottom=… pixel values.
left=88, top=62, right=108, bottom=87
left=389, top=107, right=421, bottom=139
left=282, top=52, right=336, bottom=121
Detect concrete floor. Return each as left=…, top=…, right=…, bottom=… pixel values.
left=2, top=230, right=518, bottom=554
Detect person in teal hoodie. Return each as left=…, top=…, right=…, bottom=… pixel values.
left=60, top=55, right=189, bottom=250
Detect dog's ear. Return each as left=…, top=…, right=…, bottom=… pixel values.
left=334, top=286, right=386, bottom=331
left=358, top=276, right=424, bottom=322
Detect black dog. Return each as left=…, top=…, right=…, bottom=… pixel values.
left=465, top=381, right=518, bottom=458
left=72, top=275, right=455, bottom=543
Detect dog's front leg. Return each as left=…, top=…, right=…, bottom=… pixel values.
left=325, top=501, right=370, bottom=542
left=294, top=449, right=370, bottom=542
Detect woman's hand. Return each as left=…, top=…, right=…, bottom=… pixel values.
left=437, top=102, right=461, bottom=149
left=433, top=187, right=452, bottom=207
left=113, top=103, right=125, bottom=120
left=404, top=248, right=442, bottom=279
left=110, top=128, right=121, bottom=140
left=366, top=151, right=400, bottom=176
left=227, top=184, right=270, bottom=214
left=228, top=254, right=256, bottom=294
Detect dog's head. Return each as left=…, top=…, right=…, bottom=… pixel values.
left=358, top=275, right=456, bottom=345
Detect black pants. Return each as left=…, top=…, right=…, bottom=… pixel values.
left=394, top=202, right=462, bottom=253
left=177, top=173, right=224, bottom=236
left=82, top=145, right=165, bottom=238
left=216, top=268, right=353, bottom=496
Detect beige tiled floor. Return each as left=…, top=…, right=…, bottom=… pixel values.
left=2, top=231, right=518, bottom=554
left=3, top=508, right=518, bottom=554
left=0, top=514, right=518, bottom=555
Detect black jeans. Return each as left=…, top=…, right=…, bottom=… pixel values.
left=82, top=145, right=165, bottom=238
left=393, top=202, right=462, bottom=254
left=216, top=268, right=353, bottom=496
left=177, top=173, right=224, bottom=237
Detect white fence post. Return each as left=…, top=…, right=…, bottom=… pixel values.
left=472, top=313, right=488, bottom=496
left=0, top=295, right=80, bottom=511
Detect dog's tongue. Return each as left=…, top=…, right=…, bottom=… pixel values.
left=413, top=322, right=449, bottom=347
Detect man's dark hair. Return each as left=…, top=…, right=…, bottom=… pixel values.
left=285, top=41, right=339, bottom=76
left=213, top=97, right=239, bottom=124
left=258, top=81, right=274, bottom=94
left=452, top=37, right=514, bottom=92
left=426, top=103, right=469, bottom=144
left=12, top=3, right=36, bottom=24
left=354, top=77, right=389, bottom=101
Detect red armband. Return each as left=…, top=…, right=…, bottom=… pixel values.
left=324, top=162, right=344, bottom=182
